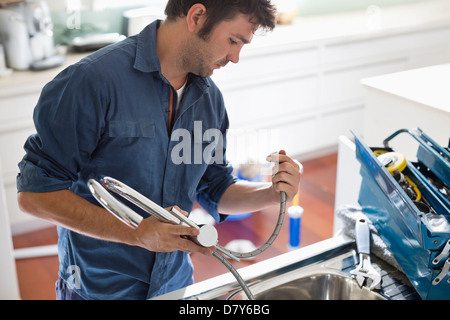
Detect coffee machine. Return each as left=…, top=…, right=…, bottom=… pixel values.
left=0, top=0, right=64, bottom=70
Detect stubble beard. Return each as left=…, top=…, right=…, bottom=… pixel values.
left=177, top=35, right=215, bottom=78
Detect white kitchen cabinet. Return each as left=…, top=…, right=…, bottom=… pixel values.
left=0, top=54, right=86, bottom=231
left=223, top=74, right=319, bottom=127
left=0, top=159, right=20, bottom=299
left=0, top=93, right=40, bottom=228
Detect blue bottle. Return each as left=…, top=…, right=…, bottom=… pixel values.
left=288, top=206, right=304, bottom=249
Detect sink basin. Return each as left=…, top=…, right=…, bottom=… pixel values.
left=229, top=270, right=385, bottom=300
left=152, top=236, right=416, bottom=300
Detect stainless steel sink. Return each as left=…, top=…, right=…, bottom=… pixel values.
left=229, top=270, right=385, bottom=300
left=153, top=236, right=417, bottom=300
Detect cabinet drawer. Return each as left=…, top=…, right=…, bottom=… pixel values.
left=224, top=74, right=318, bottom=127
left=0, top=94, right=38, bottom=126
left=319, top=59, right=406, bottom=106
left=0, top=127, right=35, bottom=177
left=213, top=46, right=319, bottom=87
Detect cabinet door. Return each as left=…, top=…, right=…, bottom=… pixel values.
left=0, top=94, right=38, bottom=177
left=0, top=93, right=38, bottom=225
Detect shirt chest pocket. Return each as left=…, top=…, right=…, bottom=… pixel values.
left=108, top=121, right=156, bottom=138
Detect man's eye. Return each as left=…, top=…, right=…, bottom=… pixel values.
left=229, top=38, right=238, bottom=45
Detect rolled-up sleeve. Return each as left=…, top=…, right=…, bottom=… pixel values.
left=17, top=62, right=106, bottom=193
left=195, top=161, right=237, bottom=222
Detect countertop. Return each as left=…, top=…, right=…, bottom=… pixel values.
left=0, top=52, right=88, bottom=98
left=361, top=63, right=450, bottom=114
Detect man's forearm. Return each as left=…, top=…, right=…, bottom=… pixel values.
left=17, top=190, right=138, bottom=246
left=218, top=151, right=302, bottom=215
left=217, top=180, right=279, bottom=215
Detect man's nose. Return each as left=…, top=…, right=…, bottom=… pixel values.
left=227, top=46, right=242, bottom=64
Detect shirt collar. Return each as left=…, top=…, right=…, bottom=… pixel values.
left=134, top=20, right=211, bottom=91
left=134, top=20, right=161, bottom=73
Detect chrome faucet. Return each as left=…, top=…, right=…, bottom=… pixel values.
left=88, top=176, right=287, bottom=300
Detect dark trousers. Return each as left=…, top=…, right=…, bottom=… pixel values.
left=55, top=278, right=84, bottom=300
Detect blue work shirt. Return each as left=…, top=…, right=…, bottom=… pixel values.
left=16, top=20, right=237, bottom=299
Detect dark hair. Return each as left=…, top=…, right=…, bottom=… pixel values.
left=164, top=0, right=276, bottom=38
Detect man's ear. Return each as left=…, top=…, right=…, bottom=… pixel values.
left=186, top=3, right=207, bottom=33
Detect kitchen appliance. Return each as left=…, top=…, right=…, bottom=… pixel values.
left=354, top=128, right=450, bottom=300
left=0, top=42, right=12, bottom=76
left=122, top=6, right=165, bottom=36
left=68, top=32, right=126, bottom=52
left=0, top=0, right=64, bottom=70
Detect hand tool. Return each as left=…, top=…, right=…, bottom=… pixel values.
left=350, top=218, right=382, bottom=290
left=432, top=257, right=450, bottom=286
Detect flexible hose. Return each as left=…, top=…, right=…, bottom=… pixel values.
left=211, top=191, right=287, bottom=300
left=221, top=191, right=287, bottom=259
left=212, top=251, right=255, bottom=300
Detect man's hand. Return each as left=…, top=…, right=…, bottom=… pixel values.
left=266, top=150, right=303, bottom=203
left=133, top=206, right=214, bottom=256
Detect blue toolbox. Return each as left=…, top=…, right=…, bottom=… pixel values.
left=353, top=128, right=450, bottom=300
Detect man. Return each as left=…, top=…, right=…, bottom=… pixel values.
left=17, top=0, right=301, bottom=299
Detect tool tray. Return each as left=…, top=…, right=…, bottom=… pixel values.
left=353, top=128, right=450, bottom=300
